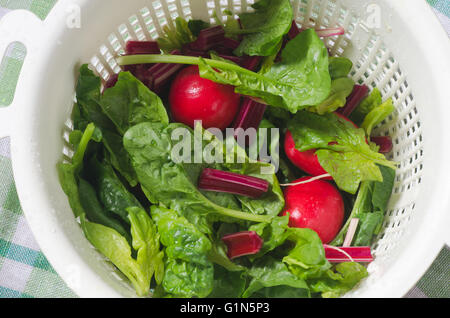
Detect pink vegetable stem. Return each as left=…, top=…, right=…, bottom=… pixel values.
left=241, top=56, right=262, bottom=71
left=288, top=20, right=301, bottom=39
left=371, top=136, right=393, bottom=153
left=233, top=98, right=267, bottom=145
left=102, top=73, right=119, bottom=92
left=338, top=84, right=369, bottom=118
left=324, top=246, right=374, bottom=263
left=222, top=37, right=241, bottom=50
left=189, top=25, right=226, bottom=51
left=222, top=231, right=263, bottom=259
left=198, top=168, right=269, bottom=199
left=217, top=54, right=244, bottom=65
left=125, top=41, right=160, bottom=55
left=147, top=49, right=184, bottom=92
left=315, top=27, right=346, bottom=38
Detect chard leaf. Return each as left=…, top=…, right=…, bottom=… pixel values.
left=361, top=98, right=395, bottom=137
left=118, top=28, right=331, bottom=113
left=328, top=57, right=353, bottom=80
left=74, top=65, right=140, bottom=186
left=123, top=122, right=272, bottom=235
left=85, top=157, right=142, bottom=224
left=288, top=111, right=397, bottom=193
left=157, top=17, right=195, bottom=52
left=350, top=88, right=382, bottom=126
left=151, top=205, right=214, bottom=298
left=208, top=265, right=247, bottom=298
left=310, top=77, right=355, bottom=114
left=234, top=0, right=293, bottom=57
left=309, top=262, right=368, bottom=298
left=242, top=256, right=310, bottom=298
left=163, top=258, right=214, bottom=298
left=330, top=165, right=395, bottom=246
left=100, top=71, right=169, bottom=135
left=151, top=205, right=212, bottom=266
left=187, top=19, right=211, bottom=37
left=79, top=206, right=163, bottom=297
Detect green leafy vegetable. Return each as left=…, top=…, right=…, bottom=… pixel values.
left=79, top=207, right=163, bottom=297
left=331, top=165, right=395, bottom=246
left=350, top=88, right=382, bottom=126
left=100, top=71, right=169, bottom=135
left=187, top=19, right=211, bottom=37
left=242, top=256, right=310, bottom=298
left=310, top=77, right=355, bottom=114
left=233, top=0, right=293, bottom=57
left=287, top=111, right=397, bottom=193
left=57, top=123, right=97, bottom=219
left=123, top=122, right=273, bottom=235
left=85, top=157, right=143, bottom=224
left=151, top=205, right=214, bottom=297
left=157, top=17, right=195, bottom=52
left=117, top=28, right=331, bottom=113
left=328, top=57, right=353, bottom=80
left=361, top=98, right=395, bottom=137
left=74, top=65, right=139, bottom=186
left=208, top=265, right=247, bottom=298
left=308, top=262, right=369, bottom=298
left=78, top=178, right=131, bottom=243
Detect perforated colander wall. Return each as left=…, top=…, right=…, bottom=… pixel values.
left=71, top=0, right=424, bottom=295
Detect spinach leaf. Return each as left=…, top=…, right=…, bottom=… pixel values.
left=328, top=57, right=353, bottom=80
left=361, top=98, right=395, bottom=137
left=350, top=88, right=382, bottom=126
left=310, top=77, right=355, bottom=115
left=100, top=71, right=169, bottom=135
left=85, top=157, right=142, bottom=224
left=100, top=129, right=138, bottom=187
left=57, top=123, right=96, bottom=218
left=78, top=178, right=131, bottom=243
left=118, top=28, right=331, bottom=113
left=151, top=205, right=214, bottom=298
left=187, top=19, right=211, bottom=37
left=199, top=127, right=285, bottom=218
left=208, top=265, right=247, bottom=298
left=79, top=206, right=163, bottom=297
left=123, top=122, right=273, bottom=234
left=330, top=165, right=395, bottom=246
left=234, top=0, right=293, bottom=57
left=162, top=258, right=214, bottom=298
left=287, top=111, right=397, bottom=193
left=249, top=215, right=291, bottom=259
left=282, top=228, right=331, bottom=280
left=74, top=65, right=139, bottom=186
left=242, top=256, right=310, bottom=298
left=308, top=262, right=368, bottom=298
left=151, top=205, right=212, bottom=266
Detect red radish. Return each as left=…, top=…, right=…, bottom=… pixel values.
left=169, top=65, right=240, bottom=130
left=284, top=112, right=359, bottom=178
left=280, top=177, right=345, bottom=244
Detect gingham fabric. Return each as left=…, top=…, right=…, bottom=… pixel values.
left=0, top=0, right=449, bottom=298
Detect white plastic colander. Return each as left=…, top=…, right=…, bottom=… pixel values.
left=0, top=0, right=449, bottom=298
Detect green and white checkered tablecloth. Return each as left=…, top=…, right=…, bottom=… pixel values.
left=0, top=0, right=449, bottom=298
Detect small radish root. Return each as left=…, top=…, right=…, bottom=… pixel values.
left=280, top=173, right=331, bottom=187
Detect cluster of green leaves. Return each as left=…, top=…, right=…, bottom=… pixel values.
left=57, top=0, right=389, bottom=298
left=118, top=27, right=333, bottom=114
left=287, top=111, right=397, bottom=194
left=331, top=165, right=395, bottom=246
left=59, top=64, right=372, bottom=298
